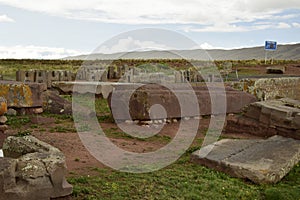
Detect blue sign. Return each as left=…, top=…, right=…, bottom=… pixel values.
left=265, top=41, right=277, bottom=50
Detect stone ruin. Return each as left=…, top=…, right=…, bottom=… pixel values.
left=16, top=70, right=75, bottom=89
left=0, top=136, right=72, bottom=199
left=0, top=81, right=73, bottom=115
left=191, top=135, right=300, bottom=184
left=231, top=77, right=300, bottom=101
left=225, top=98, right=300, bottom=139
left=109, top=83, right=257, bottom=121
left=0, top=97, right=8, bottom=134
left=192, top=97, right=300, bottom=184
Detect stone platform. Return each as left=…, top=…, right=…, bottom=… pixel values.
left=226, top=98, right=300, bottom=139
left=109, top=83, right=256, bottom=120
left=54, top=81, right=256, bottom=120
left=191, top=135, right=300, bottom=184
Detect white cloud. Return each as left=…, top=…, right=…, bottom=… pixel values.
left=292, top=22, right=300, bottom=28
left=97, top=37, right=175, bottom=54
left=0, top=14, right=15, bottom=22
left=276, top=22, right=291, bottom=29
left=184, top=21, right=294, bottom=33
left=0, top=45, right=87, bottom=59
left=0, top=0, right=299, bottom=28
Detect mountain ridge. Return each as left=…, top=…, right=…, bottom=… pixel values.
left=64, top=43, right=300, bottom=60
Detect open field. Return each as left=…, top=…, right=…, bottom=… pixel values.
left=1, top=59, right=300, bottom=199
left=0, top=97, right=300, bottom=200
left=1, top=59, right=300, bottom=81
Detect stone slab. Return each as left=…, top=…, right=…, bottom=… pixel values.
left=0, top=81, right=46, bottom=108
left=191, top=135, right=300, bottom=184
left=109, top=83, right=256, bottom=120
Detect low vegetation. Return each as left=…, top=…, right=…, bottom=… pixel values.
left=1, top=58, right=300, bottom=80
left=2, top=58, right=300, bottom=199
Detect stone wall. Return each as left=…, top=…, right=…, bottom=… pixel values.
left=225, top=98, right=300, bottom=139
left=231, top=77, right=300, bottom=101
left=16, top=70, right=75, bottom=88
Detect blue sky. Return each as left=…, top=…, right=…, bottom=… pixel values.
left=0, top=0, right=299, bottom=59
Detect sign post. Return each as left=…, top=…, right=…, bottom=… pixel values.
left=264, top=41, right=277, bottom=64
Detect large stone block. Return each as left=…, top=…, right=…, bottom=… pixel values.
left=225, top=98, right=300, bottom=139
left=0, top=81, right=46, bottom=108
left=109, top=83, right=256, bottom=120
left=191, top=135, right=300, bottom=184
left=0, top=136, right=72, bottom=200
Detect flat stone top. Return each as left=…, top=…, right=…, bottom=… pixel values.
left=0, top=80, right=46, bottom=87
left=191, top=135, right=300, bottom=184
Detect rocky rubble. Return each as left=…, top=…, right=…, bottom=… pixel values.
left=0, top=136, right=72, bottom=200
left=226, top=98, right=300, bottom=139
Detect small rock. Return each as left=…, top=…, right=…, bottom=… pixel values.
left=193, top=116, right=202, bottom=120
left=0, top=125, right=8, bottom=133
left=0, top=116, right=7, bottom=124
left=33, top=107, right=43, bottom=114
left=125, top=120, right=134, bottom=124
left=6, top=108, right=17, bottom=116
left=0, top=97, right=7, bottom=116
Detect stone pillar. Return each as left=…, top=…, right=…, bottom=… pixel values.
left=24, top=71, right=35, bottom=82
left=35, top=70, right=47, bottom=84
left=47, top=71, right=60, bottom=88
left=16, top=70, right=25, bottom=82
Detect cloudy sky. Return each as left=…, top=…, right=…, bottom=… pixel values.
left=0, top=0, right=299, bottom=59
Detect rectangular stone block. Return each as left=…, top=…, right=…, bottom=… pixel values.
left=47, top=71, right=60, bottom=88
left=192, top=136, right=300, bottom=184
left=0, top=81, right=46, bottom=108
left=244, top=103, right=262, bottom=119
left=35, top=70, right=47, bottom=84
left=293, top=113, right=300, bottom=129
left=259, top=105, right=272, bottom=125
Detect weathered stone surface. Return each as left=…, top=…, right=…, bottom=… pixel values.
left=109, top=83, right=256, bottom=120
left=6, top=108, right=17, bottom=116
left=231, top=77, right=300, bottom=101
left=0, top=136, right=72, bottom=199
left=42, top=90, right=72, bottom=115
left=226, top=98, right=300, bottom=139
left=0, top=81, right=47, bottom=108
left=16, top=70, right=75, bottom=88
left=0, top=116, right=7, bottom=124
left=0, top=97, right=7, bottom=116
left=191, top=135, right=300, bottom=184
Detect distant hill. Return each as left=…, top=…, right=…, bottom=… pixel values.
left=64, top=43, right=300, bottom=60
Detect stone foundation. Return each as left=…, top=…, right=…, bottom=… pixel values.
left=109, top=83, right=257, bottom=120
left=225, top=98, right=300, bottom=139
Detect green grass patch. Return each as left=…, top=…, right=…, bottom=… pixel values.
left=6, top=116, right=31, bottom=128
left=49, top=125, right=76, bottom=133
